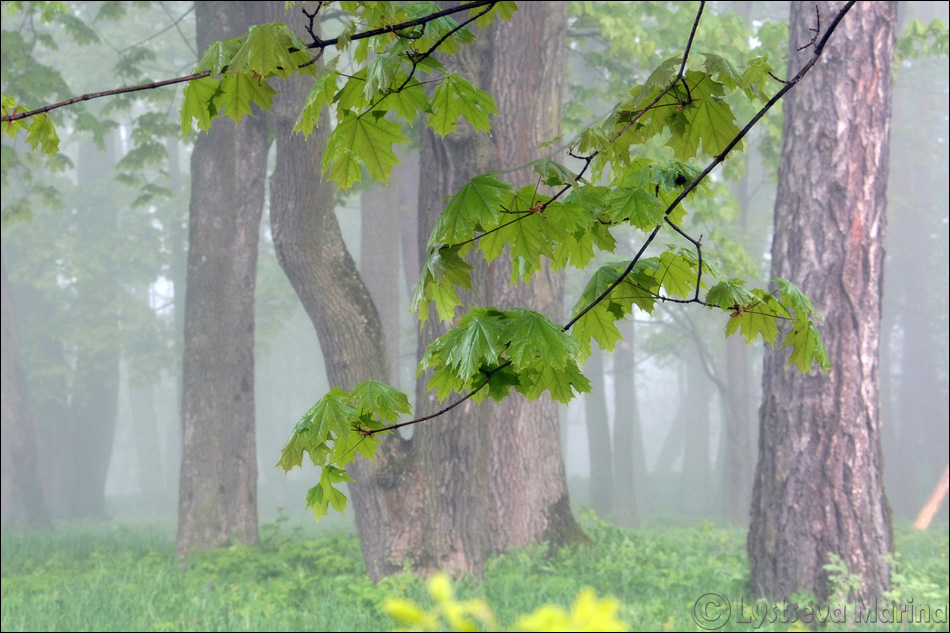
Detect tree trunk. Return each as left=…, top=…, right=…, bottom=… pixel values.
left=480, top=2, right=583, bottom=553
left=748, top=1, right=896, bottom=603
left=64, top=136, right=122, bottom=520
left=177, top=1, right=270, bottom=555
left=612, top=319, right=641, bottom=527
left=583, top=344, right=613, bottom=518
left=1, top=254, right=51, bottom=527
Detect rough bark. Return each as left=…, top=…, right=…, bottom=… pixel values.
left=177, top=1, right=270, bottom=556
left=748, top=1, right=896, bottom=603
left=1, top=254, right=51, bottom=527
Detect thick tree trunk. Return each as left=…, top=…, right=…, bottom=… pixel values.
left=177, top=2, right=270, bottom=556
left=748, top=1, right=896, bottom=603
left=1, top=255, right=51, bottom=527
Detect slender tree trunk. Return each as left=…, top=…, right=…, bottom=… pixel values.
left=748, top=1, right=896, bottom=603
left=177, top=1, right=270, bottom=556
left=1, top=254, right=51, bottom=527
left=584, top=344, right=613, bottom=518
left=681, top=357, right=711, bottom=515
left=612, top=319, right=641, bottom=527
left=723, top=170, right=754, bottom=525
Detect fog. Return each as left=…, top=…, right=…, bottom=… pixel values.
left=2, top=1, right=947, bottom=537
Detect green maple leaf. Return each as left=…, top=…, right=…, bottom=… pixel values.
left=294, top=57, right=340, bottom=137
left=602, top=186, right=665, bottom=231
left=181, top=75, right=223, bottom=133
left=502, top=309, right=580, bottom=372
left=307, top=466, right=354, bottom=517
left=781, top=319, right=830, bottom=374
left=381, top=79, right=429, bottom=122
left=775, top=277, right=822, bottom=322
left=25, top=114, right=59, bottom=156
left=705, top=279, right=756, bottom=310
left=724, top=291, right=787, bottom=345
left=627, top=55, right=681, bottom=110
left=228, top=22, right=313, bottom=79
left=364, top=45, right=405, bottom=100
left=532, top=158, right=576, bottom=187
left=349, top=380, right=411, bottom=423
left=653, top=250, right=698, bottom=298
left=430, top=174, right=513, bottom=246
left=670, top=70, right=741, bottom=159
left=428, top=73, right=497, bottom=137
left=277, top=433, right=307, bottom=471
left=472, top=0, right=518, bottom=28
left=195, top=36, right=242, bottom=74
left=482, top=364, right=522, bottom=402
left=296, top=387, right=359, bottom=445
left=323, top=111, right=408, bottom=190
left=413, top=245, right=474, bottom=323
left=703, top=53, right=743, bottom=91
left=220, top=72, right=277, bottom=123
left=441, top=308, right=507, bottom=382
left=518, top=362, right=591, bottom=404
left=740, top=55, right=774, bottom=102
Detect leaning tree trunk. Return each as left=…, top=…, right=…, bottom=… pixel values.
left=177, top=1, right=271, bottom=556
left=748, top=1, right=896, bottom=603
left=260, top=2, right=416, bottom=582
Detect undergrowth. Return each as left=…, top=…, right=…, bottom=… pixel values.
left=1, top=512, right=946, bottom=632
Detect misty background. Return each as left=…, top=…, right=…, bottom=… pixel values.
left=1, top=0, right=947, bottom=532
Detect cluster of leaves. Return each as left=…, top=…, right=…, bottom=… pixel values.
left=275, top=3, right=834, bottom=518
left=277, top=380, right=409, bottom=517
left=180, top=1, right=516, bottom=191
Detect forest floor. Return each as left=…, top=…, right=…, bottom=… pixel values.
left=1, top=512, right=946, bottom=631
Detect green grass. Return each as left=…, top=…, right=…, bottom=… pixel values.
left=2, top=513, right=946, bottom=631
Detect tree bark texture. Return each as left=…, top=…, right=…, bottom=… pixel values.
left=177, top=2, right=270, bottom=556
left=748, top=1, right=896, bottom=603
left=1, top=254, right=51, bottom=527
